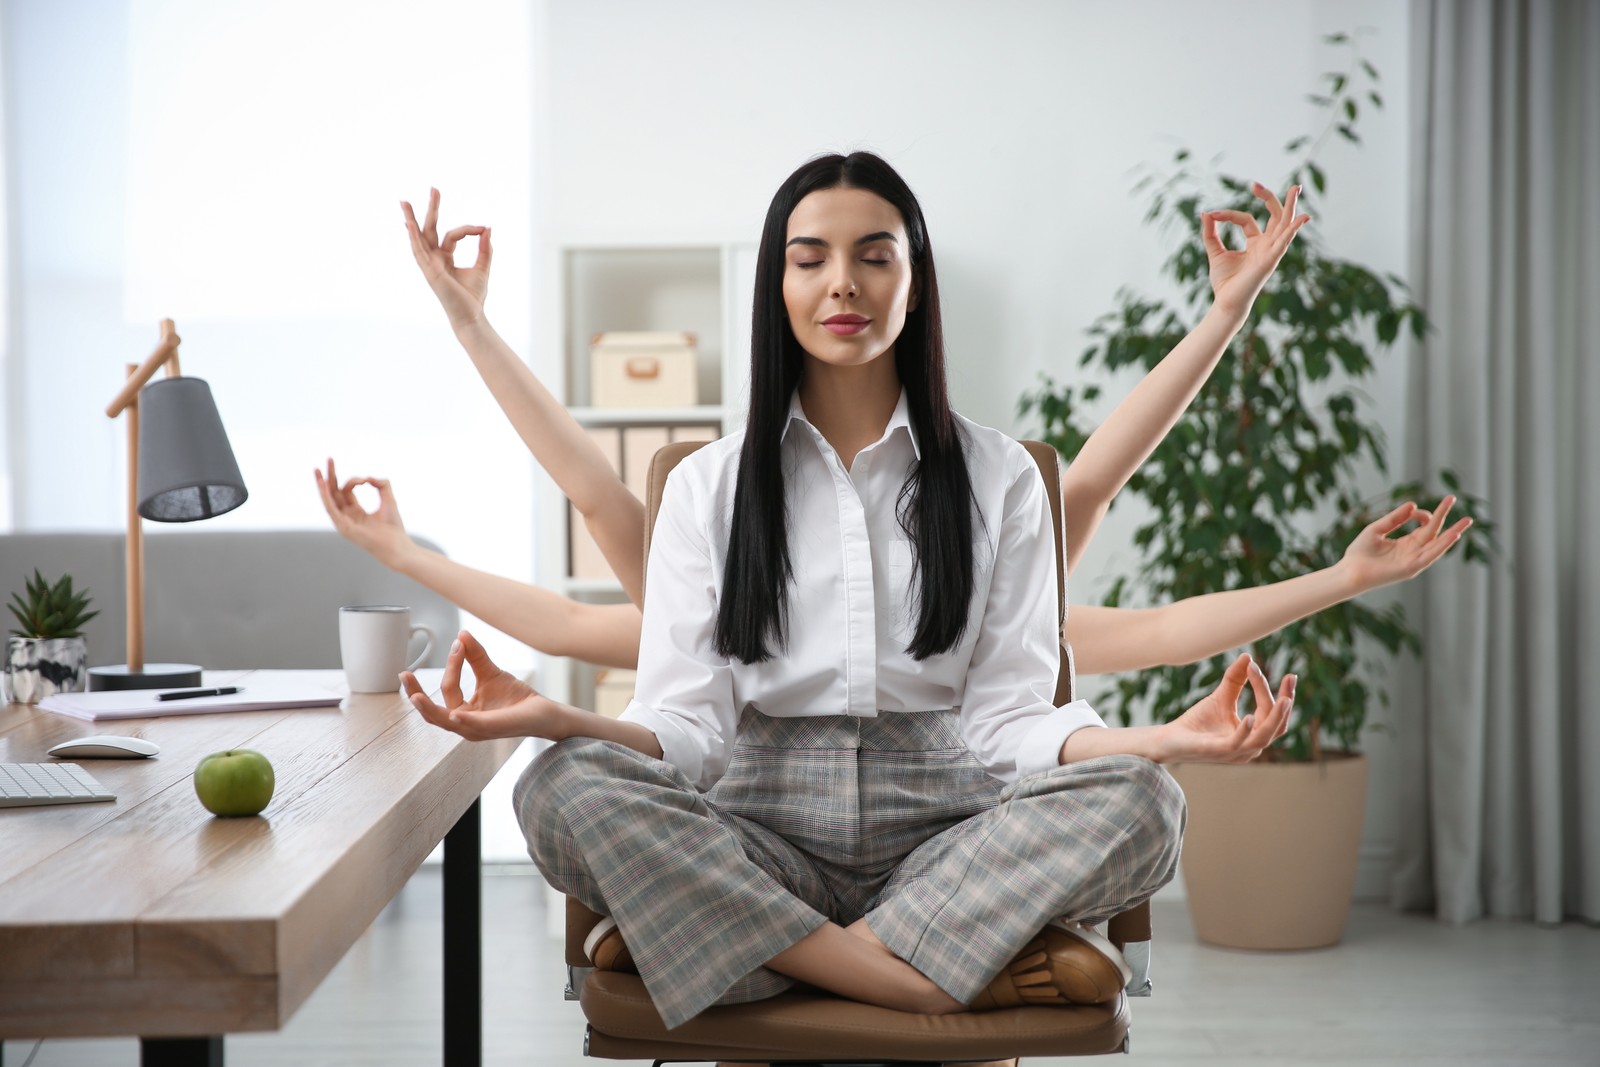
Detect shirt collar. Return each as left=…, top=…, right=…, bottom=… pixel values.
left=782, top=388, right=922, bottom=460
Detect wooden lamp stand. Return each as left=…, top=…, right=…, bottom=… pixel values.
left=88, top=319, right=204, bottom=692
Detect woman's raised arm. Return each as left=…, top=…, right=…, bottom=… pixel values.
left=316, top=459, right=642, bottom=669
left=1066, top=496, right=1469, bottom=675
left=401, top=188, right=647, bottom=605
left=1060, top=182, right=1309, bottom=573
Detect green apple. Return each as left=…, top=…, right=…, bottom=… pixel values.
left=193, top=749, right=275, bottom=817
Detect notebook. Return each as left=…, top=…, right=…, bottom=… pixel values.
left=39, top=683, right=344, bottom=721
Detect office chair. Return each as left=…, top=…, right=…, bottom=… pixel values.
left=562, top=440, right=1154, bottom=1062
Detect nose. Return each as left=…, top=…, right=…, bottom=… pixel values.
left=829, top=263, right=858, bottom=300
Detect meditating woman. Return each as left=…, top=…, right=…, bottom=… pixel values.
left=318, top=177, right=1465, bottom=683
left=390, top=152, right=1317, bottom=1029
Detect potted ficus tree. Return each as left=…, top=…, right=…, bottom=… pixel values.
left=1022, top=36, right=1494, bottom=949
left=4, top=569, right=99, bottom=704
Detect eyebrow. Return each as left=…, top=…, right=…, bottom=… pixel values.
left=785, top=231, right=899, bottom=249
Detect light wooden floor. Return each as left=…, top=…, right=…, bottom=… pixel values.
left=7, top=866, right=1598, bottom=1066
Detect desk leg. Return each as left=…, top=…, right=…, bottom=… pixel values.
left=443, top=796, right=482, bottom=1067
left=140, top=1037, right=222, bottom=1066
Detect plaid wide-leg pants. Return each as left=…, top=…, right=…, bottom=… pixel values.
left=515, top=710, right=1185, bottom=1030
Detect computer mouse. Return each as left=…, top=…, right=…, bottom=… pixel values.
left=48, top=735, right=161, bottom=759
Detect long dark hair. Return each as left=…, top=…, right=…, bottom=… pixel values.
left=713, top=151, right=976, bottom=664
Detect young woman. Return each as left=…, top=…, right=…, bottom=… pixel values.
left=396, top=153, right=1303, bottom=1030
left=318, top=178, right=1466, bottom=678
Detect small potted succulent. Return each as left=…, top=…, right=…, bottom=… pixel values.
left=4, top=570, right=99, bottom=704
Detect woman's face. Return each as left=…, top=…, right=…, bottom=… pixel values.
left=782, top=186, right=917, bottom=371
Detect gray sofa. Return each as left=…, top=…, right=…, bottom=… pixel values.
left=0, top=530, right=459, bottom=671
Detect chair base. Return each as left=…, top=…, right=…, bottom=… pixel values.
left=579, top=972, right=1130, bottom=1061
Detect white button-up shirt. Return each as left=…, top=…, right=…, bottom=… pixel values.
left=620, top=390, right=1106, bottom=790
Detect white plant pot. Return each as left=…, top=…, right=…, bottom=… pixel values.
left=3, top=635, right=89, bottom=705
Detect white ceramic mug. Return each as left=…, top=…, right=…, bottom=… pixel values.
left=339, top=605, right=435, bottom=693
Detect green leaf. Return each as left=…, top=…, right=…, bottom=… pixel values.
left=1337, top=124, right=1361, bottom=144
left=1376, top=310, right=1400, bottom=344
left=1308, top=162, right=1327, bottom=194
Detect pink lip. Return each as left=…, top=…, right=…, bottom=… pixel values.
left=823, top=314, right=871, bottom=335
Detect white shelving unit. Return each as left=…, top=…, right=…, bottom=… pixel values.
left=530, top=238, right=756, bottom=933
left=533, top=239, right=757, bottom=711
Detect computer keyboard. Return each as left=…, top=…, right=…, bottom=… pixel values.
left=0, top=762, right=116, bottom=808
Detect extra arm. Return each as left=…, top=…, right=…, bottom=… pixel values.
left=1060, top=301, right=1246, bottom=572
left=1066, top=566, right=1349, bottom=675
left=401, top=189, right=647, bottom=605
left=448, top=317, right=647, bottom=605
left=315, top=461, right=643, bottom=669
left=1066, top=497, right=1469, bottom=676
left=383, top=538, right=642, bottom=670
left=1061, top=183, right=1310, bottom=574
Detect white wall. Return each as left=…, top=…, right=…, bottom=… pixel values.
left=539, top=0, right=1415, bottom=896
left=3, top=0, right=1421, bottom=882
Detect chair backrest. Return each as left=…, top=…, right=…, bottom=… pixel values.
left=0, top=529, right=459, bottom=670
left=643, top=439, right=1076, bottom=703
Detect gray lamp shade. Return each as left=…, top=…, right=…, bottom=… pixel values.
left=136, top=376, right=248, bottom=522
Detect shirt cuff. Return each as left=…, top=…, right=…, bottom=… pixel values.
left=1013, top=699, right=1109, bottom=781
left=618, top=700, right=705, bottom=787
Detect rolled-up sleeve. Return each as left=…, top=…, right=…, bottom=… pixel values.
left=959, top=449, right=1106, bottom=783
left=617, top=465, right=738, bottom=790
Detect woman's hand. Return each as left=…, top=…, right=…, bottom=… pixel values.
left=1156, top=653, right=1295, bottom=764
left=1337, top=496, right=1472, bottom=595
left=402, top=630, right=567, bottom=742
left=401, top=188, right=492, bottom=330
left=1202, top=182, right=1310, bottom=318
left=314, top=458, right=413, bottom=568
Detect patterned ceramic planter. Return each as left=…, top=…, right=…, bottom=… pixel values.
left=3, top=635, right=89, bottom=705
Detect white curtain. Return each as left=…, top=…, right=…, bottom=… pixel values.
left=0, top=1, right=11, bottom=531
left=1394, top=0, right=1600, bottom=924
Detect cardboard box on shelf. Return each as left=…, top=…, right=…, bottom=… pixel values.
left=595, top=669, right=637, bottom=718
left=622, top=426, right=673, bottom=501
left=668, top=424, right=720, bottom=444
left=591, top=331, right=698, bottom=408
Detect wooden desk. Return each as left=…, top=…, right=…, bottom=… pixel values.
left=0, top=670, right=521, bottom=1066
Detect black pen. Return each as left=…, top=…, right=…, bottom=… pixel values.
left=158, top=686, right=242, bottom=702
